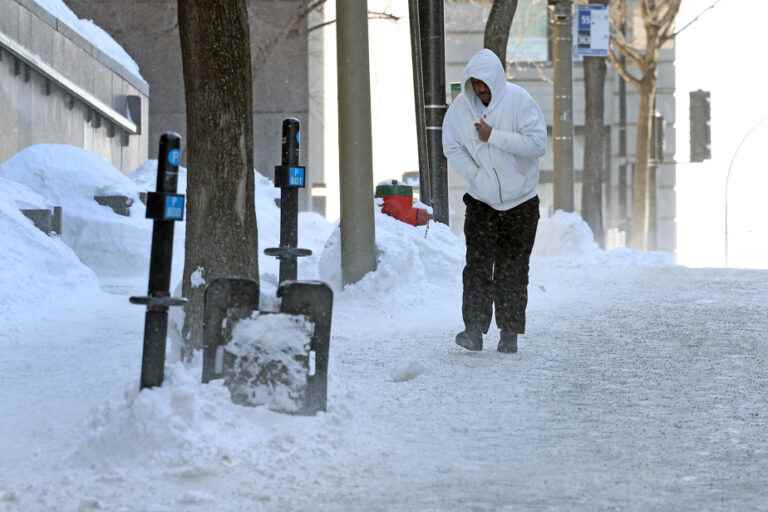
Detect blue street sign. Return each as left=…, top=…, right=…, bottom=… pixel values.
left=575, top=4, right=609, bottom=58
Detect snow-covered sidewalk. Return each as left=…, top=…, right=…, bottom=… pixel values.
left=2, top=260, right=766, bottom=511
left=1, top=145, right=766, bottom=510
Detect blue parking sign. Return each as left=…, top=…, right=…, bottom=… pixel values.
left=164, top=195, right=185, bottom=221
left=288, top=166, right=306, bottom=188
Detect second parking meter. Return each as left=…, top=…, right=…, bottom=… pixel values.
left=265, top=118, right=312, bottom=283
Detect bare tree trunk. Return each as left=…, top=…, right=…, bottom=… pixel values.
left=582, top=54, right=606, bottom=247
left=483, top=0, right=518, bottom=69
left=630, top=75, right=656, bottom=250
left=178, top=0, right=258, bottom=354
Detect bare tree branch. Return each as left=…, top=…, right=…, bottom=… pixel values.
left=608, top=48, right=643, bottom=87
left=666, top=0, right=721, bottom=41
left=307, top=19, right=335, bottom=34
left=253, top=0, right=326, bottom=66
left=307, top=9, right=401, bottom=33
left=655, top=0, right=682, bottom=42
left=611, top=30, right=646, bottom=67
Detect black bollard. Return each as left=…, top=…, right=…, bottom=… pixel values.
left=130, top=133, right=187, bottom=390
left=265, top=118, right=312, bottom=283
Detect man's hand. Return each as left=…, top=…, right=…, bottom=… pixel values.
left=474, top=119, right=492, bottom=142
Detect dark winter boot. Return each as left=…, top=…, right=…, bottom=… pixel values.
left=497, top=330, right=518, bottom=353
left=455, top=329, right=483, bottom=351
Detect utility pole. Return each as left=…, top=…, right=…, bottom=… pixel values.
left=550, top=0, right=574, bottom=212
left=336, top=0, right=377, bottom=285
left=618, top=21, right=629, bottom=231
left=648, top=111, right=664, bottom=251
left=418, top=0, right=449, bottom=224
left=408, top=1, right=431, bottom=205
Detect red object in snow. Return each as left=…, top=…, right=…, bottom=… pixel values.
left=381, top=199, right=431, bottom=226
left=376, top=180, right=431, bottom=226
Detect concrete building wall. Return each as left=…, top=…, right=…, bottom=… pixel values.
left=68, top=0, right=313, bottom=210
left=0, top=0, right=149, bottom=173
left=444, top=2, right=677, bottom=253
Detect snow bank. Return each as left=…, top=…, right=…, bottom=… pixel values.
left=0, top=179, right=98, bottom=322
left=318, top=210, right=464, bottom=299
left=0, top=176, right=49, bottom=210
left=532, top=210, right=674, bottom=266
left=533, top=210, right=600, bottom=259
left=73, top=360, right=351, bottom=472
left=31, top=0, right=144, bottom=82
left=0, top=145, right=157, bottom=280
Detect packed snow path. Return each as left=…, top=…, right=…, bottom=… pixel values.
left=1, top=262, right=767, bottom=511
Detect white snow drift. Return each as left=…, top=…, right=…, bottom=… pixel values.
left=0, top=144, right=155, bottom=280
left=31, top=0, right=145, bottom=82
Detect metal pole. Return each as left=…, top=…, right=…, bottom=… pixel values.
left=266, top=119, right=312, bottom=281
left=336, top=0, right=377, bottom=285
left=647, top=110, right=662, bottom=251
left=618, top=21, right=628, bottom=225
left=137, top=133, right=185, bottom=389
left=280, top=118, right=300, bottom=283
left=419, top=0, right=449, bottom=224
left=551, top=0, right=574, bottom=212
left=408, top=0, right=431, bottom=204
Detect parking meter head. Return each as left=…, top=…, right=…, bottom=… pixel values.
left=281, top=118, right=301, bottom=167
left=156, top=132, right=182, bottom=195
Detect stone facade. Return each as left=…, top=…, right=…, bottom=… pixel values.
left=0, top=0, right=150, bottom=173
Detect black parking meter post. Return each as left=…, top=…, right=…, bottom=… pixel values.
left=266, top=118, right=312, bottom=282
left=130, top=132, right=187, bottom=390
left=281, top=119, right=300, bottom=282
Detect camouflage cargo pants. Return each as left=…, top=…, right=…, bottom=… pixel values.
left=462, top=194, right=539, bottom=334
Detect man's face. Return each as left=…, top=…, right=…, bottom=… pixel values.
left=470, top=78, right=491, bottom=106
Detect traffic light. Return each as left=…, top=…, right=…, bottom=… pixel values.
left=651, top=112, right=665, bottom=162
left=690, top=90, right=711, bottom=162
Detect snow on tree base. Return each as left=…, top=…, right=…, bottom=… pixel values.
left=224, top=312, right=313, bottom=413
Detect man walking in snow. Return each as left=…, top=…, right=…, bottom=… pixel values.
left=442, top=49, right=546, bottom=353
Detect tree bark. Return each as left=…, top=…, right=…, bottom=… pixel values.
left=483, top=0, right=518, bottom=69
left=582, top=55, right=606, bottom=247
left=630, top=75, right=656, bottom=250
left=178, top=0, right=258, bottom=353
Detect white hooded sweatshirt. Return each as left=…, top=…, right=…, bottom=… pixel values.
left=442, top=49, right=547, bottom=211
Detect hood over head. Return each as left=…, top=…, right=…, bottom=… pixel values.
left=462, top=49, right=507, bottom=113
